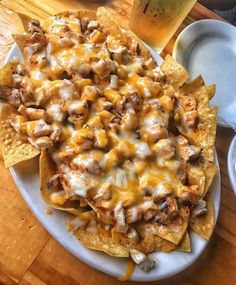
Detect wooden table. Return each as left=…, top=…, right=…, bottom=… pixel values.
left=0, top=1, right=235, bottom=285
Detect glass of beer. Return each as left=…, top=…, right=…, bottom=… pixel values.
left=129, top=0, right=196, bottom=53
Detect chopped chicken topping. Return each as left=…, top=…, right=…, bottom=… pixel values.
left=114, top=202, right=127, bottom=233
left=2, top=11, right=212, bottom=270
left=28, top=136, right=53, bottom=149
left=130, top=249, right=156, bottom=272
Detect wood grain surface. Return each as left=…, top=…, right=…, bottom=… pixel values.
left=0, top=1, right=235, bottom=285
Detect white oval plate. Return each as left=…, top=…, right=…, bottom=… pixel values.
left=5, top=43, right=221, bottom=282
left=173, top=19, right=236, bottom=128
left=228, top=135, right=236, bottom=194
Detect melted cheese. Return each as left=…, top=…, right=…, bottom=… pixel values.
left=118, top=259, right=136, bottom=281
left=19, top=13, right=188, bottom=233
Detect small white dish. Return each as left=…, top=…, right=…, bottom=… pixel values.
left=4, top=43, right=221, bottom=282
left=228, top=135, right=236, bottom=194
left=173, top=19, right=236, bottom=128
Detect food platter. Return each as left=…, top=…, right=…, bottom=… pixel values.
left=5, top=42, right=221, bottom=282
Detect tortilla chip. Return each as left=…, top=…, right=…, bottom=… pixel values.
left=177, top=232, right=191, bottom=252
left=0, top=104, right=39, bottom=167
left=12, top=34, right=29, bottom=56
left=177, top=77, right=217, bottom=163
left=42, top=10, right=96, bottom=32
left=111, top=225, right=175, bottom=254
left=136, top=207, right=189, bottom=245
left=86, top=200, right=114, bottom=224
left=123, top=30, right=155, bottom=61
left=161, top=55, right=189, bottom=89
left=180, top=76, right=216, bottom=108
left=0, top=60, right=19, bottom=88
left=56, top=10, right=97, bottom=20
left=187, top=164, right=206, bottom=197
left=203, top=163, right=217, bottom=197
left=96, top=7, right=126, bottom=44
left=196, top=106, right=217, bottom=163
left=136, top=235, right=176, bottom=254
left=75, top=228, right=129, bottom=257
left=191, top=196, right=214, bottom=240
left=17, top=13, right=32, bottom=33
left=135, top=226, right=176, bottom=254
left=39, top=149, right=82, bottom=215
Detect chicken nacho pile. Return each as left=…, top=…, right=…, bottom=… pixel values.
left=0, top=7, right=218, bottom=273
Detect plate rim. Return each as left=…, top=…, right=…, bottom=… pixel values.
left=4, top=43, right=221, bottom=282
left=172, top=19, right=236, bottom=129
left=227, top=135, right=236, bottom=194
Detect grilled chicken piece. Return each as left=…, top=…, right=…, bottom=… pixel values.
left=135, top=142, right=152, bottom=160
left=25, top=31, right=46, bottom=57
left=47, top=103, right=66, bottom=123
left=179, top=96, right=197, bottom=112
left=191, top=199, right=208, bottom=221
left=178, top=186, right=199, bottom=206
left=141, top=124, right=168, bottom=144
left=50, top=191, right=66, bottom=205
left=50, top=124, right=62, bottom=142
left=60, top=170, right=91, bottom=199
left=48, top=174, right=61, bottom=189
left=12, top=74, right=23, bottom=88
left=28, top=136, right=53, bottom=149
left=109, top=75, right=119, bottom=90
left=81, top=86, right=99, bottom=102
left=183, top=110, right=198, bottom=128
left=20, top=89, right=33, bottom=105
left=28, top=19, right=41, bottom=33
left=104, top=148, right=120, bottom=171
left=89, top=30, right=106, bottom=43
left=7, top=89, right=21, bottom=108
left=150, top=183, right=173, bottom=201
left=153, top=138, right=175, bottom=160
left=114, top=202, right=128, bottom=233
left=130, top=249, right=156, bottom=272
left=176, top=136, right=201, bottom=161
left=72, top=155, right=101, bottom=175
left=109, top=46, right=129, bottom=63
left=18, top=105, right=51, bottom=122
left=95, top=98, right=112, bottom=112
left=87, top=20, right=98, bottom=30
left=127, top=228, right=140, bottom=244
left=122, top=109, right=138, bottom=131
left=139, top=256, right=156, bottom=273
left=94, top=129, right=108, bottom=148
left=80, top=17, right=89, bottom=32
left=77, top=63, right=91, bottom=77
left=25, top=119, right=52, bottom=137
left=126, top=206, right=142, bottom=224
left=99, top=110, right=115, bottom=128
left=126, top=92, right=142, bottom=111
left=16, top=64, right=26, bottom=76
left=153, top=66, right=165, bottom=82
left=91, top=58, right=115, bottom=78
left=52, top=148, right=75, bottom=165
left=67, top=100, right=88, bottom=116
left=93, top=184, right=111, bottom=200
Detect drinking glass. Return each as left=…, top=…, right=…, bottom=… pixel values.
left=129, top=0, right=197, bottom=53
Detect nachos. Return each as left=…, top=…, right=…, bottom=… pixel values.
left=0, top=7, right=217, bottom=274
